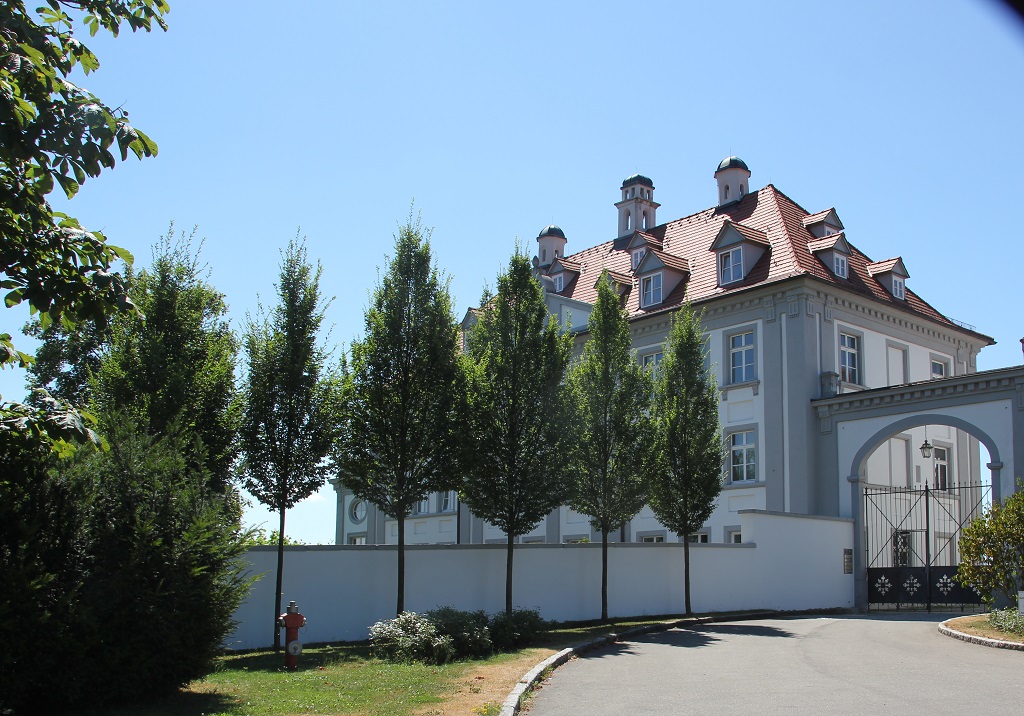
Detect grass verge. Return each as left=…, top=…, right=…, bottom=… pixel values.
left=945, top=614, right=1024, bottom=644
left=55, top=616, right=687, bottom=716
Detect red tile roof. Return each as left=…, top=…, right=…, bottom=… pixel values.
left=802, top=208, right=839, bottom=227
left=866, top=257, right=906, bottom=277
left=544, top=184, right=975, bottom=334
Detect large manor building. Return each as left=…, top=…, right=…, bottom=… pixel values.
left=331, top=157, right=993, bottom=547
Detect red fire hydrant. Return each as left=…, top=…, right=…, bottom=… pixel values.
left=277, top=600, right=307, bottom=670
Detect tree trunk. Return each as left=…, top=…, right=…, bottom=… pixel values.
left=505, top=532, right=514, bottom=615
left=601, top=527, right=609, bottom=622
left=397, top=512, right=405, bottom=614
left=683, top=534, right=692, bottom=616
left=273, top=507, right=287, bottom=651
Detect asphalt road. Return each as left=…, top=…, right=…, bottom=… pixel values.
left=526, top=614, right=1024, bottom=716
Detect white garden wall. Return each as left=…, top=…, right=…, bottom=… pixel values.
left=227, top=509, right=853, bottom=650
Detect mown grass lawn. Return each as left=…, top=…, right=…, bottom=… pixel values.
left=55, top=616, right=690, bottom=716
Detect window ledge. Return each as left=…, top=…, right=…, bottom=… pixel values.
left=839, top=381, right=866, bottom=393
left=722, top=481, right=762, bottom=491
left=720, top=379, right=760, bottom=399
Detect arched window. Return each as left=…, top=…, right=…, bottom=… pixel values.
left=626, top=213, right=632, bottom=231
left=642, top=212, right=648, bottom=229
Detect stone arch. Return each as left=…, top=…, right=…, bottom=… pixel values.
left=849, top=412, right=1002, bottom=493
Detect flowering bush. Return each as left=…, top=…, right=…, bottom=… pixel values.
left=426, top=607, right=493, bottom=659
left=369, top=611, right=455, bottom=664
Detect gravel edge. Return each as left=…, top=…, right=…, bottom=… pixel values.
left=938, top=620, right=1024, bottom=651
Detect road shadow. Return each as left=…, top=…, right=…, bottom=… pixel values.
left=684, top=623, right=797, bottom=638
left=579, top=626, right=721, bottom=659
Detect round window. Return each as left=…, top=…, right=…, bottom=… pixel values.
left=350, top=499, right=366, bottom=524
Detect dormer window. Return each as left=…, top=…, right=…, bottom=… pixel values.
left=631, top=248, right=646, bottom=270
left=892, top=277, right=905, bottom=299
left=641, top=273, right=662, bottom=307
left=719, top=247, right=743, bottom=285
left=834, top=254, right=848, bottom=279
left=553, top=273, right=564, bottom=292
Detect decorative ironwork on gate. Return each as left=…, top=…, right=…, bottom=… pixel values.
left=864, top=481, right=989, bottom=611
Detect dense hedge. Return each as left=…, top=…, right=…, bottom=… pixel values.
left=0, top=423, right=252, bottom=712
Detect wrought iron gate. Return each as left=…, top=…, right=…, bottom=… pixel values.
left=864, top=481, right=989, bottom=610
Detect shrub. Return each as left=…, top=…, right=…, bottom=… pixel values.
left=369, top=612, right=456, bottom=664
left=957, top=480, right=1024, bottom=605
left=989, top=608, right=1024, bottom=637
left=426, top=607, right=493, bottom=659
left=489, top=608, right=548, bottom=651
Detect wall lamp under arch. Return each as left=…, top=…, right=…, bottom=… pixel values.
left=919, top=439, right=934, bottom=459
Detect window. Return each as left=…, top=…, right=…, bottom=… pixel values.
left=724, top=185, right=730, bottom=201
left=642, top=351, right=664, bottom=373
left=719, top=247, right=743, bottom=285
left=631, top=248, right=646, bottom=269
left=892, top=277, right=905, bottom=299
left=439, top=490, right=456, bottom=512
left=839, top=332, right=860, bottom=384
left=687, top=533, right=709, bottom=544
left=641, top=273, right=662, bottom=307
left=933, top=446, right=949, bottom=490
left=729, top=531, right=742, bottom=544
left=349, top=499, right=367, bottom=524
left=413, top=497, right=429, bottom=515
left=931, top=359, right=948, bottom=379
left=729, top=431, right=756, bottom=482
left=348, top=535, right=366, bottom=545
left=729, top=331, right=755, bottom=383
left=834, top=254, right=848, bottom=278
left=553, top=273, right=564, bottom=292
left=641, top=535, right=664, bottom=543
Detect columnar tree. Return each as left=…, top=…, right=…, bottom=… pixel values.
left=334, top=214, right=464, bottom=615
left=647, top=303, right=724, bottom=615
left=566, top=271, right=653, bottom=621
left=462, top=251, right=572, bottom=615
left=93, top=227, right=240, bottom=496
left=239, top=236, right=342, bottom=650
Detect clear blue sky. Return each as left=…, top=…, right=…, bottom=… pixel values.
left=3, top=1, right=1023, bottom=543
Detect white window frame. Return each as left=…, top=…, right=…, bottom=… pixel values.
left=349, top=499, right=367, bottom=524
left=348, top=535, right=367, bottom=545
left=729, top=531, right=743, bottom=544
left=687, top=533, right=709, bottom=544
left=640, top=535, right=665, bottom=543
left=631, top=248, right=646, bottom=270
left=834, top=254, right=848, bottom=278
left=439, top=490, right=456, bottom=513
left=839, top=332, right=860, bottom=385
left=931, top=358, right=949, bottom=379
left=641, top=272, right=663, bottom=307
left=553, top=273, right=564, bottom=292
left=892, top=276, right=905, bottom=299
left=719, top=247, right=743, bottom=285
left=933, top=446, right=950, bottom=491
left=729, top=331, right=755, bottom=384
left=642, top=351, right=664, bottom=374
left=728, top=430, right=757, bottom=483
left=413, top=497, right=430, bottom=515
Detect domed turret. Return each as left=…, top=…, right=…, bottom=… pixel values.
left=536, top=224, right=567, bottom=268
left=714, top=155, right=751, bottom=206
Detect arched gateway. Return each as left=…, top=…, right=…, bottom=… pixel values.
left=811, top=365, right=1024, bottom=609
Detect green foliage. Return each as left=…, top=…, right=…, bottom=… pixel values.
left=369, top=611, right=457, bottom=665
left=988, top=607, right=1024, bottom=636
left=24, top=313, right=110, bottom=405
left=462, top=250, right=573, bottom=613
left=957, top=481, right=1024, bottom=605
left=243, top=528, right=304, bottom=546
left=425, top=607, right=493, bottom=659
left=488, top=608, right=547, bottom=651
left=335, top=213, right=465, bottom=613
left=239, top=235, right=343, bottom=648
left=0, top=417, right=252, bottom=712
left=565, top=271, right=653, bottom=619
left=94, top=226, right=240, bottom=495
left=1, top=0, right=168, bottom=447
left=647, top=303, right=724, bottom=614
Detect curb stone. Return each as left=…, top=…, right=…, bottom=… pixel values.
left=938, top=620, right=1024, bottom=651
left=497, top=610, right=798, bottom=716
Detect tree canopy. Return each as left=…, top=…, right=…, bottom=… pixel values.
left=566, top=270, right=653, bottom=620
left=1, top=0, right=168, bottom=447
left=239, top=235, right=342, bottom=649
left=335, top=213, right=465, bottom=614
left=462, top=251, right=572, bottom=614
left=647, top=303, right=724, bottom=615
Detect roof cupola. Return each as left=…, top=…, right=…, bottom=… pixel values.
left=615, top=174, right=660, bottom=237
left=536, top=224, right=567, bottom=268
left=714, top=156, right=751, bottom=206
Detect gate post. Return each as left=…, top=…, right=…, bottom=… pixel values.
left=849, top=474, right=868, bottom=610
